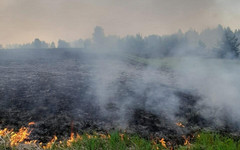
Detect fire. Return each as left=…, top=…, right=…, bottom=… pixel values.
left=0, top=123, right=38, bottom=148
left=10, top=127, right=31, bottom=146
left=0, top=128, right=13, bottom=137
left=76, top=134, right=82, bottom=141
left=66, top=132, right=82, bottom=147
left=67, top=132, right=75, bottom=146
left=119, top=133, right=124, bottom=141
left=86, top=133, right=92, bottom=139
left=159, top=138, right=167, bottom=148
left=28, top=122, right=35, bottom=126
left=0, top=122, right=195, bottom=149
left=99, top=133, right=107, bottom=139
left=176, top=122, right=185, bottom=127
left=66, top=120, right=82, bottom=147
left=24, top=140, right=37, bottom=145
left=182, top=135, right=191, bottom=146
left=0, top=122, right=38, bottom=147
left=42, top=135, right=57, bottom=149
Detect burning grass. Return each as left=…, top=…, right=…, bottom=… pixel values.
left=0, top=127, right=164, bottom=150
left=178, top=132, right=240, bottom=150
left=1, top=124, right=240, bottom=150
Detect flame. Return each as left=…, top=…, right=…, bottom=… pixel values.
left=28, top=122, right=35, bottom=126
left=76, top=133, right=82, bottom=141
left=99, top=133, right=107, bottom=139
left=66, top=132, right=82, bottom=147
left=159, top=138, right=167, bottom=148
left=176, top=122, right=185, bottom=127
left=86, top=133, right=92, bottom=139
left=42, top=135, right=57, bottom=149
left=183, top=135, right=191, bottom=146
left=10, top=127, right=31, bottom=146
left=1, top=123, right=195, bottom=149
left=0, top=123, right=36, bottom=147
left=0, top=128, right=13, bottom=137
left=0, top=122, right=58, bottom=149
left=67, top=132, right=75, bottom=146
left=66, top=120, right=83, bottom=147
left=24, top=140, right=37, bottom=145
left=119, top=133, right=124, bottom=141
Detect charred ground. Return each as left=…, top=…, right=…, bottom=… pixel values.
left=0, top=49, right=238, bottom=144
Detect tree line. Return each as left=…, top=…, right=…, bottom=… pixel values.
left=1, top=25, right=240, bottom=59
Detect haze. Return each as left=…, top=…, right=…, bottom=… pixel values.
left=0, top=0, right=240, bottom=45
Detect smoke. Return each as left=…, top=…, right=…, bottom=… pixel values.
left=175, top=58, right=240, bottom=128
left=1, top=25, right=240, bottom=135
left=85, top=25, right=240, bottom=131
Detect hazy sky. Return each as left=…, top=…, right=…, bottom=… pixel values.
left=0, top=0, right=240, bottom=45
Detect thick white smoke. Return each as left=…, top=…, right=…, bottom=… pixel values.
left=87, top=26, right=240, bottom=130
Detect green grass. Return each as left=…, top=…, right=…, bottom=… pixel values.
left=179, top=132, right=240, bottom=150
left=48, top=132, right=161, bottom=150
left=1, top=131, right=240, bottom=150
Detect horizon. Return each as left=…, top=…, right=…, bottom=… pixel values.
left=0, top=25, right=235, bottom=48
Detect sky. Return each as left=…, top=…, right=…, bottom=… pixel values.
left=0, top=0, right=240, bottom=45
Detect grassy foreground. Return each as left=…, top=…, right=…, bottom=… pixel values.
left=179, top=132, right=240, bottom=150
left=1, top=130, right=240, bottom=150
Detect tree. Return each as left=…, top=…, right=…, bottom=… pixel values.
left=93, top=26, right=105, bottom=45
left=58, top=40, right=70, bottom=48
left=218, top=27, right=240, bottom=58
left=71, top=39, right=84, bottom=48
left=50, top=42, right=56, bottom=48
left=32, top=38, right=49, bottom=49
left=32, top=38, right=41, bottom=48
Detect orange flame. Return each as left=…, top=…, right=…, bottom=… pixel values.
left=159, top=138, right=167, bottom=148
left=24, top=140, right=37, bottom=145
left=67, top=132, right=75, bottom=146
left=99, top=133, right=107, bottom=139
left=176, top=122, right=185, bottom=127
left=0, top=128, right=13, bottom=137
left=28, top=122, right=35, bottom=126
left=0, top=127, right=35, bottom=147
left=10, top=127, right=31, bottom=146
left=86, top=133, right=92, bottom=139
left=66, top=132, right=83, bottom=147
left=42, top=135, right=57, bottom=149
left=183, top=135, right=191, bottom=146
left=119, top=133, right=124, bottom=141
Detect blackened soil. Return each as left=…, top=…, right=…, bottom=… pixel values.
left=0, top=49, right=237, bottom=144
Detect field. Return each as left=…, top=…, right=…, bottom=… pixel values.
left=1, top=130, right=240, bottom=150
left=0, top=49, right=240, bottom=149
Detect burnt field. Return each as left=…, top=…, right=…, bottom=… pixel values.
left=0, top=49, right=239, bottom=144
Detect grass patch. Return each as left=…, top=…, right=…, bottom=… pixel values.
left=48, top=132, right=162, bottom=150
left=178, top=132, right=240, bottom=150
left=1, top=130, right=240, bottom=150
